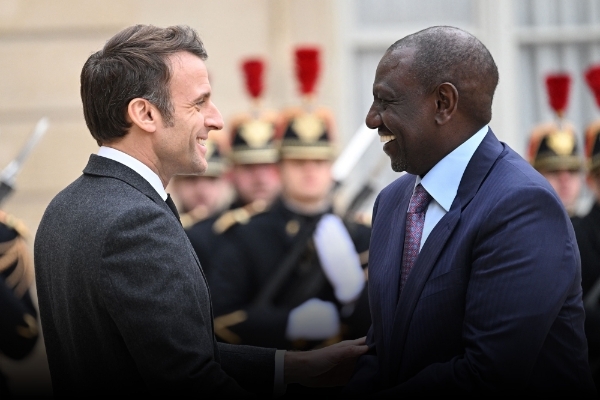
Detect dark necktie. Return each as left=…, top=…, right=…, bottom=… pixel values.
left=165, top=193, right=181, bottom=223
left=400, top=184, right=432, bottom=292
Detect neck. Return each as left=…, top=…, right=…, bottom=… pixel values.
left=104, top=139, right=169, bottom=188
left=281, top=194, right=331, bottom=216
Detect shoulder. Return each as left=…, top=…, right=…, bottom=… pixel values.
left=180, top=206, right=213, bottom=229
left=211, top=199, right=270, bottom=235
left=344, top=214, right=372, bottom=240
left=343, top=215, right=372, bottom=264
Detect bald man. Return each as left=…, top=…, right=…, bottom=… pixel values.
left=343, top=26, right=596, bottom=397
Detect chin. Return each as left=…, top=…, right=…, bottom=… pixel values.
left=391, top=161, right=406, bottom=173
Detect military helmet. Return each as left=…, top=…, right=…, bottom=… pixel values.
left=584, top=64, right=600, bottom=174
left=527, top=73, right=583, bottom=172
left=527, top=122, right=582, bottom=172
left=278, top=47, right=337, bottom=161
left=227, top=58, right=279, bottom=165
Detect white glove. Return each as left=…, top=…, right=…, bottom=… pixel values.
left=285, top=298, right=340, bottom=341
left=313, top=214, right=365, bottom=304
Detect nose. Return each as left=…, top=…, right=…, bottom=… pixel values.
left=206, top=101, right=224, bottom=130
left=365, top=103, right=381, bottom=129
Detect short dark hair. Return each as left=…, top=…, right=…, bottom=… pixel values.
left=389, top=26, right=499, bottom=127
left=80, top=24, right=208, bottom=145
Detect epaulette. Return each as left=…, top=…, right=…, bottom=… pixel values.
left=214, top=310, right=247, bottom=344
left=0, top=210, right=33, bottom=298
left=180, top=205, right=211, bottom=229
left=0, top=210, right=30, bottom=239
left=212, top=199, right=269, bottom=235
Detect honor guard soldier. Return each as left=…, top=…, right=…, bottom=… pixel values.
left=208, top=47, right=371, bottom=357
left=186, top=58, right=281, bottom=280
left=220, top=57, right=281, bottom=212
left=0, top=210, right=39, bottom=398
left=574, top=63, right=600, bottom=389
left=170, top=130, right=233, bottom=278
left=527, top=73, right=584, bottom=217
left=170, top=129, right=233, bottom=229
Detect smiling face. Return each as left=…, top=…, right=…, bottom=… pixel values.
left=154, top=52, right=223, bottom=181
left=366, top=47, right=439, bottom=176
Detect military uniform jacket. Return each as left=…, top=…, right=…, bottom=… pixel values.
left=185, top=213, right=222, bottom=280
left=185, top=198, right=260, bottom=282
left=572, top=201, right=600, bottom=388
left=34, top=155, right=276, bottom=397
left=0, top=213, right=39, bottom=398
left=208, top=197, right=371, bottom=350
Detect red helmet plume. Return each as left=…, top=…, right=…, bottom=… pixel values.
left=584, top=64, right=600, bottom=109
left=295, top=47, right=320, bottom=96
left=545, top=73, right=571, bottom=116
left=241, top=58, right=264, bottom=99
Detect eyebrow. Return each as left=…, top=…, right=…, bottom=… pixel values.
left=192, top=91, right=211, bottom=104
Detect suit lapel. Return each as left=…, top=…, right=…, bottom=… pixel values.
left=83, top=154, right=205, bottom=274
left=374, top=176, right=414, bottom=372
left=84, top=154, right=171, bottom=214
left=386, top=128, right=505, bottom=381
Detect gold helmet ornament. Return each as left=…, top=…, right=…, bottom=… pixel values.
left=277, top=47, right=337, bottom=161
left=584, top=64, right=600, bottom=174
left=527, top=73, right=583, bottom=172
left=227, top=58, right=279, bottom=165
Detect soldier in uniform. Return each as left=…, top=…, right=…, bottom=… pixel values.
left=186, top=58, right=281, bottom=280
left=0, top=210, right=39, bottom=398
left=170, top=130, right=234, bottom=278
left=208, top=48, right=371, bottom=355
left=575, top=63, right=600, bottom=391
left=527, top=123, right=584, bottom=217
left=527, top=74, right=584, bottom=217
left=573, top=121, right=600, bottom=391
left=169, top=129, right=233, bottom=229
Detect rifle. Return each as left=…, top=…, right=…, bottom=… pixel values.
left=331, top=124, right=388, bottom=220
left=0, top=117, right=49, bottom=206
left=252, top=124, right=380, bottom=307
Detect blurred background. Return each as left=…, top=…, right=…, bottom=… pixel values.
left=1, top=0, right=600, bottom=397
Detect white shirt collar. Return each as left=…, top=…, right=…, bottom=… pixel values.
left=417, top=125, right=488, bottom=212
left=97, top=146, right=168, bottom=201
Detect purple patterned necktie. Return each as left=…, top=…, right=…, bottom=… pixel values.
left=400, top=184, right=432, bottom=292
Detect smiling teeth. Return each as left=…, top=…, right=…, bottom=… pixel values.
left=197, top=138, right=206, bottom=145
left=379, top=135, right=395, bottom=143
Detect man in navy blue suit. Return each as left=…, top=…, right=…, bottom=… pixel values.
left=343, top=26, right=597, bottom=397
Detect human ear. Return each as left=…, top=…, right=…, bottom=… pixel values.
left=127, top=98, right=157, bottom=133
left=434, top=82, right=458, bottom=125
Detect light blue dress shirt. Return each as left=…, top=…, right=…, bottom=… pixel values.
left=415, top=125, right=489, bottom=250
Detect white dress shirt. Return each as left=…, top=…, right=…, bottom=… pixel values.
left=415, top=125, right=489, bottom=250
left=97, top=146, right=168, bottom=200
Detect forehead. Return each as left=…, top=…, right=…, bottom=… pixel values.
left=374, top=46, right=417, bottom=89
left=168, top=51, right=210, bottom=91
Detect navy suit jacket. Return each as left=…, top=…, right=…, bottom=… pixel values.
left=344, top=129, right=596, bottom=396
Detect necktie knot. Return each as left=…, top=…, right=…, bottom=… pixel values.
left=408, top=184, right=432, bottom=214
